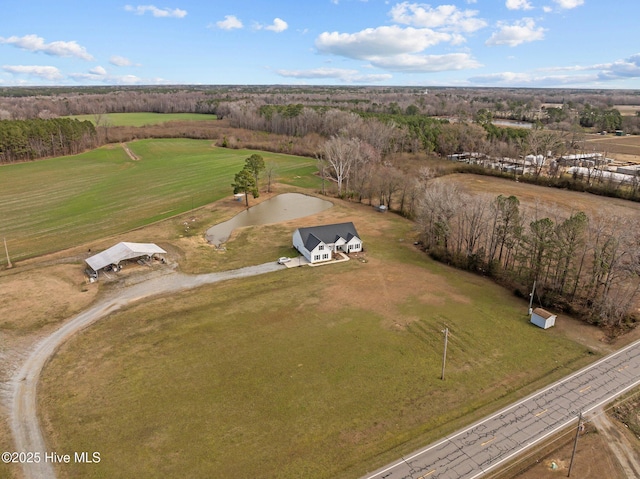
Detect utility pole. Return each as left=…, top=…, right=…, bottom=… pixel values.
left=3, top=237, right=11, bottom=269
left=528, top=280, right=536, bottom=315
left=567, top=411, right=583, bottom=477
left=441, top=327, right=449, bottom=381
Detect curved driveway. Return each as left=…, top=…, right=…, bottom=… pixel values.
left=10, top=261, right=640, bottom=479
left=10, top=263, right=284, bottom=479
left=362, top=338, right=640, bottom=479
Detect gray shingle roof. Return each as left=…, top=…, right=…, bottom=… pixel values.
left=297, top=222, right=360, bottom=250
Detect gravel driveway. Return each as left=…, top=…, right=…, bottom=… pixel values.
left=9, top=262, right=284, bottom=479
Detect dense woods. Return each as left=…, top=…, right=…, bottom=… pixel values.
left=0, top=118, right=96, bottom=163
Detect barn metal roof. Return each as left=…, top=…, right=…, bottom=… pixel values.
left=85, top=242, right=166, bottom=271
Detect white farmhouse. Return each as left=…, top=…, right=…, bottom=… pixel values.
left=292, top=222, right=362, bottom=264
left=530, top=307, right=556, bottom=329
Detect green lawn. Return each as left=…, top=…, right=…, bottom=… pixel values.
left=0, top=139, right=317, bottom=261
left=67, top=112, right=217, bottom=126
left=39, top=212, right=596, bottom=479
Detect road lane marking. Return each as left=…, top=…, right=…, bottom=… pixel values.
left=481, top=437, right=496, bottom=446
left=618, top=365, right=629, bottom=372
left=418, top=471, right=436, bottom=478
left=580, top=385, right=591, bottom=393
left=535, top=409, right=548, bottom=417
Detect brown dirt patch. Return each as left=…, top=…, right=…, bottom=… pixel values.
left=584, top=134, right=640, bottom=160
left=502, top=425, right=626, bottom=479
left=318, top=256, right=469, bottom=328
left=551, top=313, right=614, bottom=354
left=0, top=264, right=98, bottom=332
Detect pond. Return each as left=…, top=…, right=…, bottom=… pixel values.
left=493, top=119, right=533, bottom=129
left=205, top=193, right=333, bottom=246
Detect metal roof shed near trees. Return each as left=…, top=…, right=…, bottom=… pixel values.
left=85, top=242, right=166, bottom=272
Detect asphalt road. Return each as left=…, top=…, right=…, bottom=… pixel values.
left=361, top=338, right=640, bottom=479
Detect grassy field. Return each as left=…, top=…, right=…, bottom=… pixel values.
left=38, top=202, right=597, bottom=479
left=0, top=139, right=317, bottom=262
left=68, top=112, right=217, bottom=126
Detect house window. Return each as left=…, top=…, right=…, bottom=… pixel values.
left=323, top=253, right=329, bottom=260
left=318, top=244, right=324, bottom=250
left=314, top=255, right=320, bottom=261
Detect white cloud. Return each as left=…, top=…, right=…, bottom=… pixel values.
left=595, top=53, right=640, bottom=80
left=367, top=52, right=482, bottom=72
left=485, top=18, right=545, bottom=47
left=277, top=67, right=359, bottom=79
left=89, top=66, right=107, bottom=76
left=543, top=6, right=553, bottom=12
left=215, top=15, right=243, bottom=30
left=124, top=5, right=187, bottom=18
left=313, top=3, right=485, bottom=76
left=389, top=3, right=487, bottom=33
left=553, top=0, right=584, bottom=9
left=276, top=67, right=391, bottom=83
left=469, top=71, right=601, bottom=86
left=70, top=72, right=144, bottom=84
left=468, top=53, right=640, bottom=87
left=109, top=55, right=133, bottom=67
left=264, top=18, right=288, bottom=33
left=0, top=34, right=94, bottom=61
left=316, top=26, right=456, bottom=59
left=2, top=65, right=63, bottom=81
left=506, top=0, right=534, bottom=10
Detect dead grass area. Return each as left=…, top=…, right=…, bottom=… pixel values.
left=319, top=256, right=469, bottom=328
left=0, top=415, right=17, bottom=479
left=0, top=264, right=98, bottom=333
left=614, top=105, right=640, bottom=116
left=504, top=425, right=626, bottom=479
left=439, top=173, right=640, bottom=220
left=584, top=134, right=640, bottom=160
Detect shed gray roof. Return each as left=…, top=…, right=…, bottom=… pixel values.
left=86, top=242, right=166, bottom=271
left=296, top=222, right=360, bottom=251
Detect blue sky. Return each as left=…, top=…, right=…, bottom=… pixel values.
left=1, top=0, right=639, bottom=88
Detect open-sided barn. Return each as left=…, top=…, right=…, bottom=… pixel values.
left=85, top=242, right=166, bottom=274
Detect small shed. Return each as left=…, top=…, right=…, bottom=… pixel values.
left=531, top=308, right=556, bottom=329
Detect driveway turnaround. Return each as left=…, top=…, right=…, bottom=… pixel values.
left=361, top=338, right=640, bottom=479
left=10, top=263, right=284, bottom=479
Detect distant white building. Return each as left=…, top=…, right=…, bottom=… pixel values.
left=292, top=222, right=362, bottom=264
left=531, top=308, right=556, bottom=329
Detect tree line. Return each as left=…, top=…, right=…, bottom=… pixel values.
left=0, top=118, right=96, bottom=163
left=414, top=183, right=640, bottom=333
